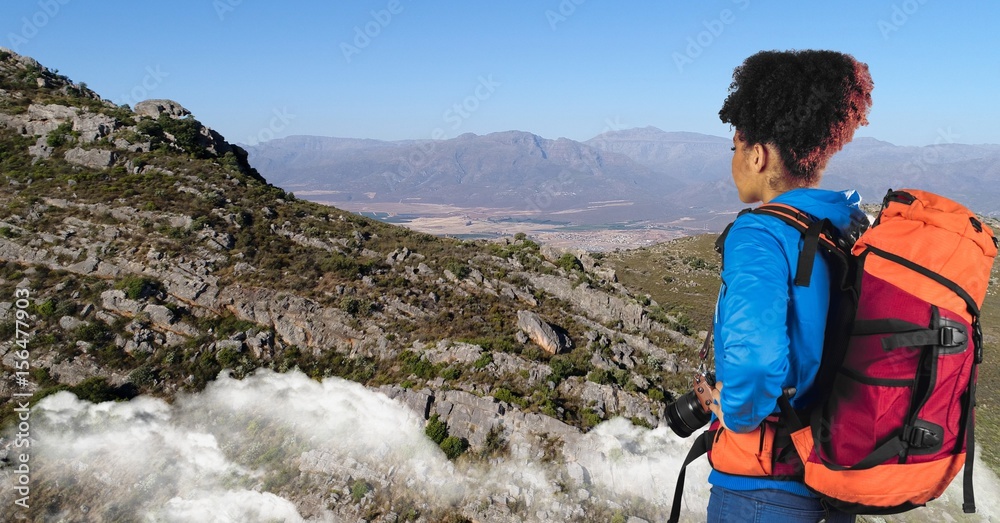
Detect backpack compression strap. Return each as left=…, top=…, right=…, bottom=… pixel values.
left=963, top=357, right=978, bottom=513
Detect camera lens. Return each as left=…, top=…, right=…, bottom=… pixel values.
left=665, top=389, right=712, bottom=438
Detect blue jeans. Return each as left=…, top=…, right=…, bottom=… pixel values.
left=707, top=486, right=856, bottom=523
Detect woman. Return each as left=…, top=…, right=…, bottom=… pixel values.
left=706, top=50, right=873, bottom=522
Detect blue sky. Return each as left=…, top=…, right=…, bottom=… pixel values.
left=2, top=0, right=997, bottom=146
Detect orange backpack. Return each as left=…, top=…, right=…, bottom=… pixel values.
left=790, top=189, right=997, bottom=513
left=668, top=189, right=997, bottom=521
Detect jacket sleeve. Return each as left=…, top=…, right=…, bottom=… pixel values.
left=715, top=221, right=790, bottom=433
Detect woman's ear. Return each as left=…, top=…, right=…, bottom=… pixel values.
left=750, top=142, right=769, bottom=174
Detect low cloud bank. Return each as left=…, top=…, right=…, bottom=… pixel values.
left=1, top=370, right=997, bottom=522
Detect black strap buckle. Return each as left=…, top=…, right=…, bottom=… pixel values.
left=903, top=421, right=943, bottom=450
left=940, top=325, right=967, bottom=348
left=974, top=318, right=984, bottom=364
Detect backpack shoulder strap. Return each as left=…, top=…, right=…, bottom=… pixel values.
left=715, top=208, right=753, bottom=271
left=746, top=204, right=849, bottom=287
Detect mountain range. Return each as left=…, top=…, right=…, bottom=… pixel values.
left=245, top=127, right=1000, bottom=229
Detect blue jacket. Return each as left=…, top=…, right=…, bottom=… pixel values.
left=708, top=188, right=866, bottom=495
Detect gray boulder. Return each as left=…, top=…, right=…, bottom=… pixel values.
left=64, top=147, right=116, bottom=169
left=27, top=137, right=52, bottom=160
left=134, top=99, right=191, bottom=119
left=516, top=310, right=573, bottom=355
left=73, top=112, right=118, bottom=142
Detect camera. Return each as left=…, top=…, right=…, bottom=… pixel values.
left=665, top=371, right=716, bottom=438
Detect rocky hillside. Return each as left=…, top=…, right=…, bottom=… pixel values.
left=0, top=49, right=712, bottom=522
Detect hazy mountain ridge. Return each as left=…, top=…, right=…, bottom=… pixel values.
left=248, top=126, right=1000, bottom=228
left=244, top=131, right=690, bottom=223
left=592, top=128, right=1000, bottom=216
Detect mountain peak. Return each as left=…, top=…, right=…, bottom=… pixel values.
left=587, top=127, right=729, bottom=144
left=0, top=50, right=265, bottom=183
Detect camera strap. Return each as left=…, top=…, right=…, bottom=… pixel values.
left=698, top=326, right=713, bottom=373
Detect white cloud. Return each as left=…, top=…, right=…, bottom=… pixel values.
left=2, top=370, right=997, bottom=522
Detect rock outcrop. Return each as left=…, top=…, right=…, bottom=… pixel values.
left=64, top=147, right=116, bottom=169
left=217, top=286, right=364, bottom=352
left=133, top=99, right=191, bottom=119
left=516, top=310, right=573, bottom=355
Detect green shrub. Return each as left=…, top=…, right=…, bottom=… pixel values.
left=548, top=355, right=585, bottom=384
left=461, top=336, right=521, bottom=354
left=69, top=377, right=137, bottom=403
left=587, top=369, right=613, bottom=385
left=157, top=114, right=203, bottom=156
left=76, top=321, right=113, bottom=345
left=350, top=479, right=371, bottom=502
left=136, top=118, right=163, bottom=137
left=630, top=417, right=653, bottom=429
left=425, top=413, right=448, bottom=444
left=400, top=350, right=438, bottom=380
left=216, top=347, right=242, bottom=368
left=482, top=424, right=508, bottom=457
left=581, top=408, right=602, bottom=429
left=440, top=436, right=469, bottom=460
left=0, top=321, right=14, bottom=340
left=340, top=297, right=361, bottom=316
left=556, top=253, right=584, bottom=273
left=444, top=260, right=471, bottom=280
left=115, top=276, right=162, bottom=300
left=497, top=387, right=530, bottom=409
left=129, top=364, right=157, bottom=387
left=46, top=122, right=75, bottom=148
left=211, top=315, right=258, bottom=337
left=33, top=299, right=57, bottom=317
left=473, top=352, right=493, bottom=369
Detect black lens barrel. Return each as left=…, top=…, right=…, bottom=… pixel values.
left=665, top=389, right=712, bottom=438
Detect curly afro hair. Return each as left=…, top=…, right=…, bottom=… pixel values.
left=719, top=50, right=874, bottom=185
